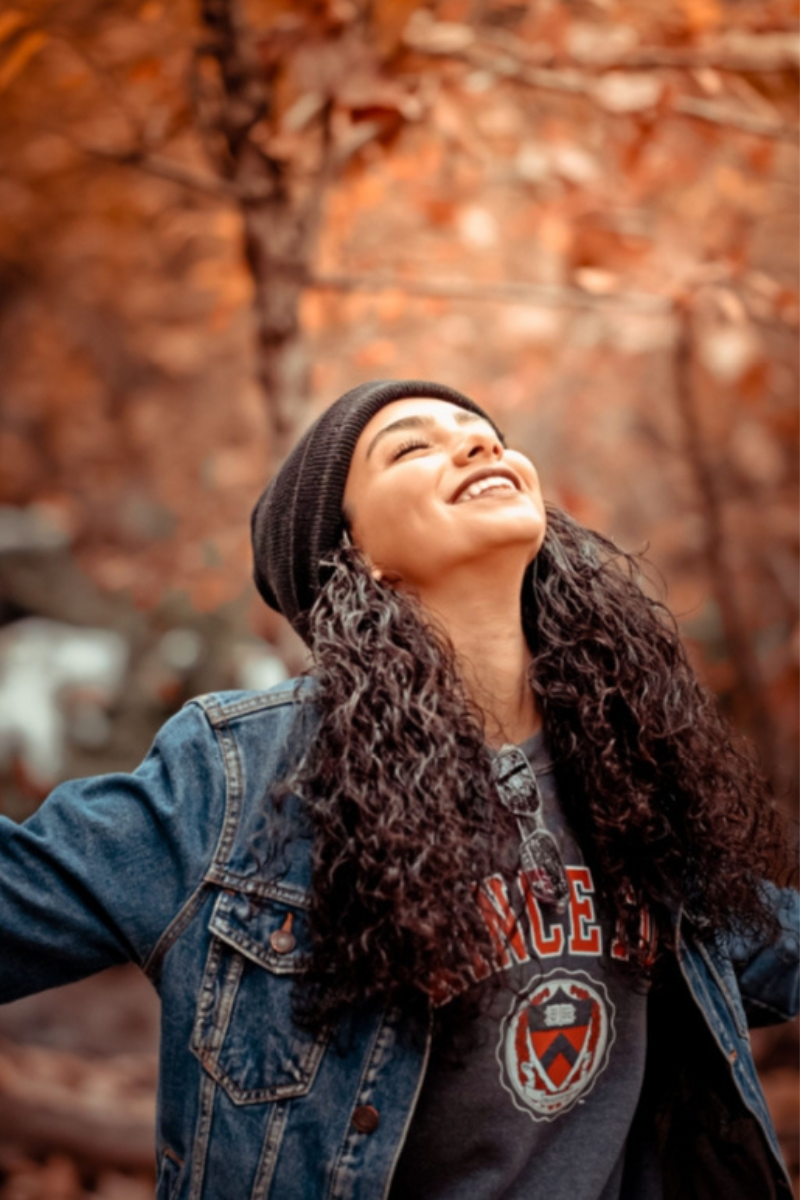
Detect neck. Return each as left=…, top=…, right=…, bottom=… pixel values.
left=415, top=554, right=540, bottom=749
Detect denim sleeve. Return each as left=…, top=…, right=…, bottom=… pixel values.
left=0, top=702, right=226, bottom=1002
left=728, top=885, right=800, bottom=1027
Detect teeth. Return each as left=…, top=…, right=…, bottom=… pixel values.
left=457, top=475, right=516, bottom=502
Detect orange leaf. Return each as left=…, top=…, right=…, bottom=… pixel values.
left=0, top=11, right=27, bottom=46
left=0, top=29, right=46, bottom=93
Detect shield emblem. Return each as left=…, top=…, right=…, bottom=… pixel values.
left=497, top=971, right=615, bottom=1121
left=524, top=985, right=595, bottom=1091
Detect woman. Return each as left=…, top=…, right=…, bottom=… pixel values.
left=1, top=379, right=797, bottom=1199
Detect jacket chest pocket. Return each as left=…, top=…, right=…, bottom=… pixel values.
left=191, top=888, right=327, bottom=1105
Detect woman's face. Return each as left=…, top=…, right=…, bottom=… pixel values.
left=343, top=398, right=546, bottom=590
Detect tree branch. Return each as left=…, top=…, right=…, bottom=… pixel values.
left=673, top=95, right=798, bottom=142
left=405, top=25, right=799, bottom=140
left=79, top=143, right=240, bottom=199
left=405, top=19, right=799, bottom=74
left=593, top=43, right=798, bottom=71
left=304, top=270, right=674, bottom=313
left=300, top=98, right=336, bottom=255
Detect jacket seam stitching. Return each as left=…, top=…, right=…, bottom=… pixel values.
left=144, top=882, right=209, bottom=981
left=325, top=1011, right=391, bottom=1200
left=202, top=866, right=311, bottom=907
left=144, top=704, right=238, bottom=977
left=202, top=705, right=244, bottom=868
left=188, top=1067, right=217, bottom=1200
left=696, top=941, right=749, bottom=1039
left=251, top=1102, right=291, bottom=1200
left=381, top=1008, right=434, bottom=1200
left=744, top=994, right=794, bottom=1022
left=189, top=684, right=312, bottom=726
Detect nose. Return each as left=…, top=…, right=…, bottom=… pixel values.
left=452, top=426, right=504, bottom=465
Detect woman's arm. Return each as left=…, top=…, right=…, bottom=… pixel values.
left=0, top=701, right=227, bottom=1002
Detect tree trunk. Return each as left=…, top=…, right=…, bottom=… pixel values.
left=198, top=0, right=319, bottom=466
left=674, top=304, right=779, bottom=787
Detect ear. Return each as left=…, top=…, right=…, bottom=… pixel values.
left=371, top=564, right=405, bottom=587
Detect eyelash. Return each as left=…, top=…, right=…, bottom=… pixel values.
left=391, top=438, right=429, bottom=461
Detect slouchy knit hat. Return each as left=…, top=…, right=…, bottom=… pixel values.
left=251, top=379, right=500, bottom=638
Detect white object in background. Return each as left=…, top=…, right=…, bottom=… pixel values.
left=232, top=642, right=288, bottom=694
left=0, top=618, right=129, bottom=787
left=0, top=505, right=70, bottom=553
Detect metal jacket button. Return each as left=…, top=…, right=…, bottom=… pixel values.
left=269, top=914, right=296, bottom=954
left=351, top=1105, right=380, bottom=1134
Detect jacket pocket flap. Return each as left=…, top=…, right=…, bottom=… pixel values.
left=208, top=889, right=311, bottom=975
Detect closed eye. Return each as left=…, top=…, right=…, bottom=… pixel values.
left=391, top=438, right=430, bottom=461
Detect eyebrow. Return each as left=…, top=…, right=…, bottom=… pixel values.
left=365, top=411, right=490, bottom=460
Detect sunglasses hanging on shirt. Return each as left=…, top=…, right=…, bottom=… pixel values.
left=491, top=744, right=570, bottom=913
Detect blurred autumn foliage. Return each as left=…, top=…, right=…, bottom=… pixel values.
left=0, top=0, right=798, bottom=1194
left=1, top=0, right=797, bottom=792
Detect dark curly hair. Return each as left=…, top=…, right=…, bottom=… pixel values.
left=276, top=505, right=790, bottom=1028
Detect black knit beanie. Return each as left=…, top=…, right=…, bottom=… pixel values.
left=251, top=379, right=500, bottom=639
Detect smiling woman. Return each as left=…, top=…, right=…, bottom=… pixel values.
left=343, top=399, right=546, bottom=606
left=1, top=379, right=797, bottom=1200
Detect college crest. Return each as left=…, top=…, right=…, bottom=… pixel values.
left=497, top=970, right=615, bottom=1120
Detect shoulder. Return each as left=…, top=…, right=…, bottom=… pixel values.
left=181, top=678, right=319, bottom=892
left=186, top=676, right=317, bottom=730
left=176, top=677, right=319, bottom=791
left=134, top=679, right=319, bottom=795
left=130, top=678, right=316, bottom=770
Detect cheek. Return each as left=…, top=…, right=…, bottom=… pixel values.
left=350, top=487, right=441, bottom=572
left=509, top=453, right=540, bottom=491
left=514, top=460, right=546, bottom=521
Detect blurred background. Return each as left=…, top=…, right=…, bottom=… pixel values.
left=0, top=0, right=797, bottom=1196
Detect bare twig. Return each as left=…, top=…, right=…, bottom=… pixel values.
left=457, top=49, right=589, bottom=95
left=300, top=97, right=336, bottom=259
left=673, top=95, right=798, bottom=142
left=405, top=20, right=799, bottom=74
left=188, top=43, right=229, bottom=178
left=80, top=144, right=239, bottom=199
left=306, top=272, right=798, bottom=334
left=573, top=45, right=799, bottom=71
left=304, top=269, right=674, bottom=314
left=49, top=35, right=150, bottom=144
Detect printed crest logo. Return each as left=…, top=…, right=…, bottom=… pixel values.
left=497, top=970, right=615, bottom=1120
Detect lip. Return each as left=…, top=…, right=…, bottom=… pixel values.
left=449, top=465, right=522, bottom=504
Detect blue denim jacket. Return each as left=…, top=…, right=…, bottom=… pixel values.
left=0, top=679, right=797, bottom=1199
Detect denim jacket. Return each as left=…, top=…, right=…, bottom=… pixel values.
left=0, top=679, right=797, bottom=1200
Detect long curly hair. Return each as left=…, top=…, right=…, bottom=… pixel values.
left=277, top=505, right=791, bottom=1028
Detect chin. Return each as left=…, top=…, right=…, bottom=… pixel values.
left=460, top=526, right=545, bottom=573
left=492, top=512, right=546, bottom=550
